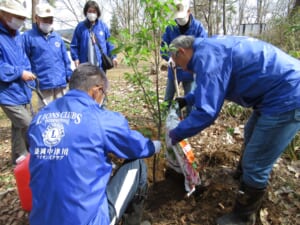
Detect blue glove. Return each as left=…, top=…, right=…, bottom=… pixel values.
left=169, top=129, right=182, bottom=145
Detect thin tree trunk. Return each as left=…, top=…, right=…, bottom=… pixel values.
left=32, top=0, right=39, bottom=23
left=208, top=0, right=213, bottom=36
left=215, top=0, right=219, bottom=34
left=223, top=0, right=226, bottom=34
left=290, top=0, right=300, bottom=16
left=193, top=0, right=198, bottom=19
left=256, top=0, right=262, bottom=23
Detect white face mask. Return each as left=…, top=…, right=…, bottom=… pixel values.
left=176, top=15, right=189, bottom=26
left=87, top=13, right=97, bottom=22
left=39, top=22, right=53, bottom=34
left=7, top=17, right=24, bottom=30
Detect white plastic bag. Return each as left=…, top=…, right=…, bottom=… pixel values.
left=165, top=103, right=201, bottom=195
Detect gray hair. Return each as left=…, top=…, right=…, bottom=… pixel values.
left=69, top=63, right=108, bottom=92
left=170, top=35, right=195, bottom=54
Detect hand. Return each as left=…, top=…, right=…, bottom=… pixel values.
left=168, top=57, right=175, bottom=69
left=175, top=97, right=187, bottom=109
left=152, top=140, right=161, bottom=154
left=113, top=58, right=118, bottom=68
left=22, top=71, right=36, bottom=81
left=74, top=60, right=80, bottom=68
left=169, top=129, right=181, bottom=145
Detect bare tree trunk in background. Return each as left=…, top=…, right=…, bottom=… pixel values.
left=132, top=0, right=137, bottom=34
left=193, top=0, right=210, bottom=31
left=223, top=0, right=226, bottom=34
left=208, top=0, right=213, bottom=36
left=193, top=0, right=198, bottom=19
left=126, top=0, right=131, bottom=34
left=60, top=0, right=82, bottom=23
left=215, top=0, right=219, bottom=34
left=257, top=0, right=262, bottom=23
left=291, top=0, right=300, bottom=15
left=239, top=0, right=246, bottom=25
left=32, top=0, right=38, bottom=23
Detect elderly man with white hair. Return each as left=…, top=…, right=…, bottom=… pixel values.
left=0, top=0, right=36, bottom=165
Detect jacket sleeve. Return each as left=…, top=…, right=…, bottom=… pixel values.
left=70, top=25, right=80, bottom=61
left=160, top=26, right=174, bottom=61
left=103, top=23, right=116, bottom=59
left=0, top=36, right=30, bottom=83
left=195, top=21, right=208, bottom=38
left=60, top=38, right=73, bottom=80
left=173, top=47, right=232, bottom=141
left=101, top=111, right=155, bottom=159
left=0, top=60, right=23, bottom=82
left=22, top=32, right=32, bottom=62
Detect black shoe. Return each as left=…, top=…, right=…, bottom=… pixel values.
left=217, top=182, right=266, bottom=225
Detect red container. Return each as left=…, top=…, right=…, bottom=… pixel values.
left=14, top=154, right=32, bottom=211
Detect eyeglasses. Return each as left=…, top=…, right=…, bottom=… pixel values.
left=100, top=88, right=108, bottom=105
left=95, top=85, right=108, bottom=105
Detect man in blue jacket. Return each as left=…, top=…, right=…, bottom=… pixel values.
left=168, top=35, right=300, bottom=225
left=70, top=0, right=117, bottom=72
left=23, top=3, right=73, bottom=110
left=161, top=0, right=207, bottom=115
left=28, top=63, right=161, bottom=225
left=0, top=0, right=36, bottom=165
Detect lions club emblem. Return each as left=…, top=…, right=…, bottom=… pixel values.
left=43, top=123, right=65, bottom=147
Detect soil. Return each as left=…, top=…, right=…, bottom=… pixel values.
left=0, top=67, right=299, bottom=225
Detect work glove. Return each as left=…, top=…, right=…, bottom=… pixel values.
left=166, top=135, right=173, bottom=148
left=168, top=57, right=175, bottom=69
left=169, top=129, right=182, bottom=145
left=175, top=97, right=187, bottom=109
left=152, top=140, right=161, bottom=154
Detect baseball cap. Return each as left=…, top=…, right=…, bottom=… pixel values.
left=0, top=0, right=29, bottom=18
left=35, top=3, right=54, bottom=18
left=173, top=0, right=190, bottom=19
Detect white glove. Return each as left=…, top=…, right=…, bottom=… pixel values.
left=152, top=140, right=161, bottom=154
left=168, top=57, right=175, bottom=69
left=166, top=135, right=173, bottom=148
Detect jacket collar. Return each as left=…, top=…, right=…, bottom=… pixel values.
left=0, top=19, right=18, bottom=36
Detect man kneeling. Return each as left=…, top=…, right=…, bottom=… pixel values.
left=28, top=63, right=160, bottom=225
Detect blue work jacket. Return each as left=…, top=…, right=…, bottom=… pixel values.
left=22, top=24, right=73, bottom=90
left=28, top=90, right=155, bottom=225
left=70, top=19, right=115, bottom=70
left=173, top=36, right=300, bottom=141
left=0, top=23, right=32, bottom=105
left=161, top=15, right=207, bottom=82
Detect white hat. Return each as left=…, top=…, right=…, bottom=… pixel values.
left=0, top=0, right=29, bottom=18
left=173, top=0, right=190, bottom=19
left=35, top=3, right=54, bottom=18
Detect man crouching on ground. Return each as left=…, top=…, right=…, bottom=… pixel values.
left=28, top=63, right=161, bottom=225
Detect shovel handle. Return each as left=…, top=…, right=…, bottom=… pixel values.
left=171, top=66, right=184, bottom=118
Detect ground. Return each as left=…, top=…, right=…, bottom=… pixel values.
left=0, top=66, right=299, bottom=225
